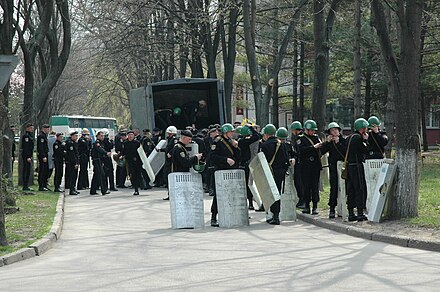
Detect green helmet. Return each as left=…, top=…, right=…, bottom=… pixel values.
left=368, top=116, right=381, bottom=127
left=290, top=121, right=303, bottom=131
left=193, top=161, right=206, bottom=173
left=240, top=126, right=252, bottom=136
left=304, top=120, right=318, bottom=131
left=235, top=126, right=243, bottom=134
left=327, top=122, right=341, bottom=131
left=275, top=127, right=288, bottom=139
left=173, top=107, right=182, bottom=116
left=263, top=124, right=276, bottom=135
left=354, top=118, right=369, bottom=131
left=221, top=123, right=234, bottom=133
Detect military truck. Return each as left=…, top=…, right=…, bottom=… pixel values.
left=129, top=78, right=226, bottom=131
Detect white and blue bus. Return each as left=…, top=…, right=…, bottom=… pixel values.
left=50, top=115, right=117, bottom=142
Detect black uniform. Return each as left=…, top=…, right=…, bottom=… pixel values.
left=204, top=134, right=217, bottom=195
left=290, top=133, right=304, bottom=206
left=261, top=136, right=291, bottom=222
left=90, top=139, right=109, bottom=195
left=20, top=131, right=34, bottom=190
left=297, top=134, right=322, bottom=211
left=114, top=133, right=127, bottom=188
left=238, top=127, right=261, bottom=208
left=366, top=130, right=388, bottom=159
left=140, top=135, right=155, bottom=189
left=64, top=138, right=79, bottom=194
left=162, top=135, right=177, bottom=188
left=37, top=131, right=49, bottom=190
left=77, top=135, right=90, bottom=190
left=321, top=135, right=347, bottom=210
left=102, top=137, right=116, bottom=190
left=122, top=139, right=142, bottom=194
left=53, top=140, right=65, bottom=191
left=209, top=135, right=241, bottom=219
left=346, top=132, right=369, bottom=219
left=170, top=142, right=198, bottom=172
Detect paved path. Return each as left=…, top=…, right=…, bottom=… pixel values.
left=1, top=188, right=440, bottom=291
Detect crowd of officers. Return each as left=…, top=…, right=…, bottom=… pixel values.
left=17, top=115, right=387, bottom=226
left=163, top=115, right=388, bottom=227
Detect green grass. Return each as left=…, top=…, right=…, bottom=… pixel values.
left=0, top=189, right=59, bottom=256
left=317, top=154, right=440, bottom=228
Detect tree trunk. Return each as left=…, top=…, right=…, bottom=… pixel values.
left=299, top=40, right=305, bottom=122
left=353, top=0, right=363, bottom=118
left=292, top=31, right=298, bottom=119
left=372, top=0, right=422, bottom=219
left=0, top=92, right=7, bottom=245
left=311, top=0, right=341, bottom=132
left=243, top=0, right=264, bottom=125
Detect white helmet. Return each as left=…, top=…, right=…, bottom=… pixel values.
left=166, top=126, right=177, bottom=134
left=101, top=128, right=109, bottom=136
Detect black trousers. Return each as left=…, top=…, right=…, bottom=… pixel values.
left=91, top=159, right=107, bottom=194
left=210, top=173, right=218, bottom=215
left=162, top=161, right=171, bottom=187
left=242, top=163, right=253, bottom=205
left=270, top=169, right=285, bottom=217
left=346, top=164, right=367, bottom=211
left=294, top=163, right=304, bottom=204
left=300, top=162, right=321, bottom=207
left=128, top=162, right=142, bottom=192
left=116, top=165, right=127, bottom=187
left=77, top=155, right=89, bottom=189
left=22, top=157, right=31, bottom=188
left=38, top=156, right=49, bottom=188
left=65, top=162, right=78, bottom=193
left=54, top=158, right=64, bottom=190
left=102, top=157, right=115, bottom=190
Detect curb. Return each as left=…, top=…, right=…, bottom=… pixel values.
left=297, top=212, right=440, bottom=252
left=1, top=193, right=65, bottom=266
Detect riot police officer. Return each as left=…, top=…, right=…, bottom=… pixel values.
left=290, top=121, right=304, bottom=209
left=21, top=123, right=34, bottom=191
left=90, top=131, right=111, bottom=195
left=170, top=130, right=202, bottom=172
left=53, top=133, right=65, bottom=192
left=115, top=131, right=127, bottom=188
left=238, top=124, right=261, bottom=210
left=346, top=118, right=370, bottom=221
left=320, top=122, right=347, bottom=218
left=209, top=123, right=241, bottom=227
left=121, top=130, right=143, bottom=196
left=77, top=128, right=91, bottom=190
left=161, top=126, right=178, bottom=199
left=65, top=131, right=80, bottom=195
left=297, top=120, right=322, bottom=215
left=102, top=128, right=117, bottom=191
left=261, top=126, right=293, bottom=225
left=37, top=124, right=50, bottom=191
left=366, top=116, right=388, bottom=159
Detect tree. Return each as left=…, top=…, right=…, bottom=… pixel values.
left=371, top=0, right=423, bottom=218
left=311, top=0, right=342, bottom=131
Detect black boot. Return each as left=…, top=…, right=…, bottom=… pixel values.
left=329, top=207, right=336, bottom=219
left=267, top=215, right=280, bottom=225
left=348, top=209, right=357, bottom=222
left=302, top=204, right=311, bottom=214
left=357, top=208, right=367, bottom=221
left=211, top=214, right=219, bottom=227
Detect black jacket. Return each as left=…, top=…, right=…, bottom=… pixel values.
left=122, top=139, right=142, bottom=166
left=321, top=135, right=347, bottom=163
left=346, top=132, right=369, bottom=164
left=210, top=135, right=240, bottom=170
left=65, top=138, right=79, bottom=165
left=170, top=142, right=198, bottom=172
left=297, top=134, right=322, bottom=168
left=238, top=127, right=261, bottom=164
left=37, top=132, right=48, bottom=159
left=21, top=131, right=34, bottom=159
left=261, top=136, right=290, bottom=173
left=367, top=131, right=388, bottom=159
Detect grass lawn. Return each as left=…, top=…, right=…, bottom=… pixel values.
left=1, top=163, right=60, bottom=257
left=318, top=154, right=440, bottom=228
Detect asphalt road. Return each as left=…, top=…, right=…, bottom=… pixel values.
left=1, top=187, right=440, bottom=291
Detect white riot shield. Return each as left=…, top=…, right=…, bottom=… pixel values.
left=363, top=159, right=385, bottom=211
left=186, top=142, right=199, bottom=174
left=148, top=139, right=167, bottom=176
left=280, top=166, right=298, bottom=221
left=168, top=172, right=205, bottom=229
left=368, top=161, right=397, bottom=222
left=215, top=169, right=249, bottom=228
left=336, top=161, right=348, bottom=220
left=138, top=146, right=155, bottom=184
left=249, top=152, right=281, bottom=211
left=248, top=175, right=263, bottom=207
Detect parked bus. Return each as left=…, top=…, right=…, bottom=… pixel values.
left=50, top=115, right=117, bottom=141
